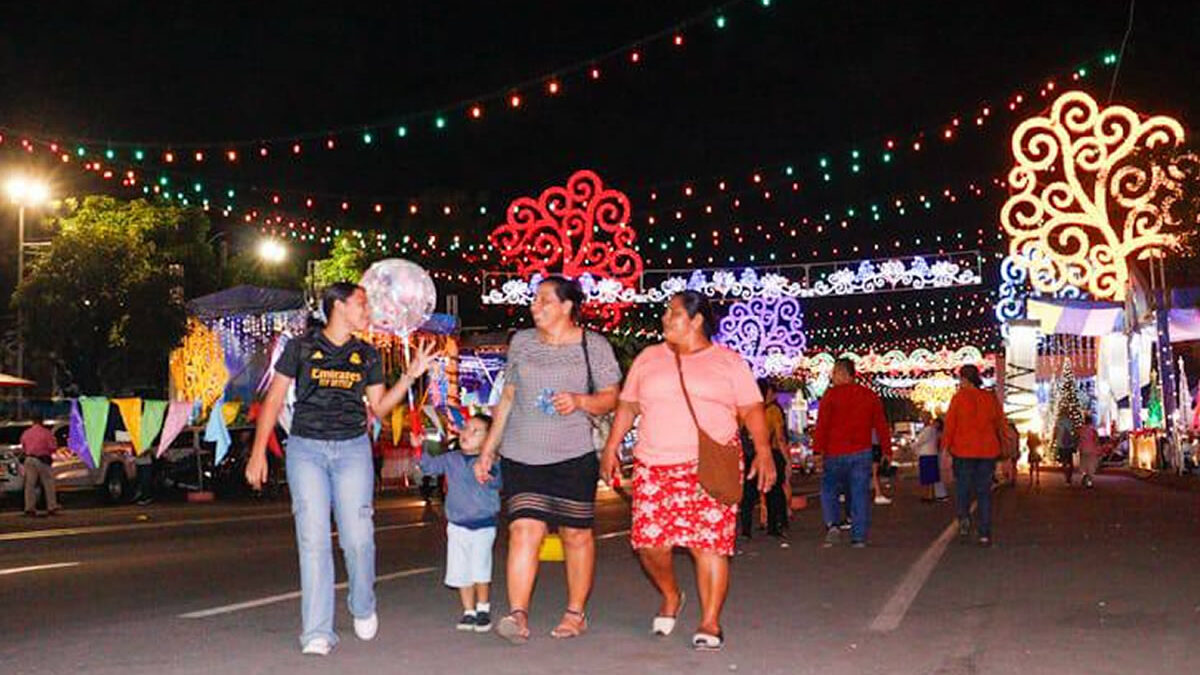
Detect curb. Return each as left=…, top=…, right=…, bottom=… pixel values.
left=1104, top=466, right=1200, bottom=493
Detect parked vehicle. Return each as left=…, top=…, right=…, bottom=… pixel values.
left=0, top=420, right=138, bottom=504
left=158, top=424, right=281, bottom=497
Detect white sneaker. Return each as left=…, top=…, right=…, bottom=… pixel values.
left=354, top=612, right=378, bottom=640
left=874, top=494, right=893, bottom=505
left=301, top=638, right=333, bottom=656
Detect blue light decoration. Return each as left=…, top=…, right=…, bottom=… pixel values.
left=716, top=296, right=807, bottom=377
left=996, top=250, right=1086, bottom=336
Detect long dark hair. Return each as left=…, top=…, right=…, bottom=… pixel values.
left=959, top=364, right=984, bottom=388
left=308, top=281, right=361, bottom=335
left=539, top=275, right=584, bottom=322
left=672, top=290, right=717, bottom=340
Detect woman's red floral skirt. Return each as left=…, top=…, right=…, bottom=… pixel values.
left=630, top=460, right=738, bottom=556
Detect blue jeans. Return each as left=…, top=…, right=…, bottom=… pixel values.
left=287, top=434, right=376, bottom=647
left=953, top=457, right=997, bottom=537
left=820, top=449, right=873, bottom=543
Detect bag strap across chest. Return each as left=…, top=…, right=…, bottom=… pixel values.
left=673, top=350, right=704, bottom=436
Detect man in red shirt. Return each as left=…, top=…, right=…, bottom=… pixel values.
left=813, top=358, right=891, bottom=547
left=21, top=419, right=60, bottom=516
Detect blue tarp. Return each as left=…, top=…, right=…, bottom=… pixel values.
left=186, top=285, right=305, bottom=319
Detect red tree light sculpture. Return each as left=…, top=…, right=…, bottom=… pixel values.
left=489, top=169, right=643, bottom=287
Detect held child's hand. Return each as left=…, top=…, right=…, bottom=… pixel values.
left=474, top=453, right=494, bottom=484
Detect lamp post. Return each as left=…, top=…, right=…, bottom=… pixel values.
left=5, top=176, right=50, bottom=418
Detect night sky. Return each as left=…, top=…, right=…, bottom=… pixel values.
left=1, top=0, right=1196, bottom=344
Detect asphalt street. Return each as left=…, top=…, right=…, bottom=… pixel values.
left=1, top=471, right=1197, bottom=675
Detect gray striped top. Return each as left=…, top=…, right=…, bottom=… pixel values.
left=498, top=328, right=622, bottom=465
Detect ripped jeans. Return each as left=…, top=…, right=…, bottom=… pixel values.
left=286, top=434, right=376, bottom=647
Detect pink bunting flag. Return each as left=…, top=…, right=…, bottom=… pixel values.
left=157, top=400, right=194, bottom=458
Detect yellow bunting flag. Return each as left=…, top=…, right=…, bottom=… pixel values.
left=112, top=398, right=144, bottom=454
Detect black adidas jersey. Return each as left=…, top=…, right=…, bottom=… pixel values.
left=275, top=333, right=384, bottom=440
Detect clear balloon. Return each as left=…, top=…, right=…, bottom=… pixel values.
left=359, top=259, right=437, bottom=336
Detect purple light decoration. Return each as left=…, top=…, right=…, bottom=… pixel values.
left=717, top=297, right=807, bottom=377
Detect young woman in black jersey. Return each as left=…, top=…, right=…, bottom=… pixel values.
left=246, top=282, right=435, bottom=655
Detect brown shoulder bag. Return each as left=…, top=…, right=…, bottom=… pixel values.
left=674, top=350, right=743, bottom=505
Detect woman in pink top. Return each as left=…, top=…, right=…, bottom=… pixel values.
left=601, top=291, right=774, bottom=652
left=1078, top=417, right=1101, bottom=489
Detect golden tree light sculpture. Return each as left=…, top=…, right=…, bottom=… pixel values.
left=1000, top=90, right=1187, bottom=300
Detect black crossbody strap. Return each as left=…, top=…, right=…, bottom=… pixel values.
left=580, top=329, right=596, bottom=395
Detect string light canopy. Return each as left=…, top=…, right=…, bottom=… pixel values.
left=0, top=51, right=1113, bottom=218
left=1000, top=90, right=1188, bottom=301
left=481, top=251, right=983, bottom=306
left=0, top=0, right=772, bottom=157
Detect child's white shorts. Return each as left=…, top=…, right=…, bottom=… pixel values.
left=445, top=522, right=496, bottom=588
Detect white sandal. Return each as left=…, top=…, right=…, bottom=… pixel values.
left=692, top=630, right=724, bottom=651
left=650, top=592, right=686, bottom=636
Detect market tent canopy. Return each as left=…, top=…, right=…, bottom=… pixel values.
left=186, top=285, right=305, bottom=319
left=0, top=373, right=35, bottom=387
left=1026, top=298, right=1124, bottom=336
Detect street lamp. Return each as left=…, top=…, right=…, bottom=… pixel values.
left=257, top=238, right=287, bottom=264
left=5, top=175, right=50, bottom=418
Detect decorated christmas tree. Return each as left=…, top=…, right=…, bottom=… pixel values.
left=1049, top=359, right=1086, bottom=456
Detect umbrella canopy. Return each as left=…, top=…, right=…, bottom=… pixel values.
left=0, top=373, right=35, bottom=387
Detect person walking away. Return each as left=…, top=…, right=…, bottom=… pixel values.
left=21, top=419, right=60, bottom=516
left=941, top=364, right=1006, bottom=547
left=1078, top=417, right=1101, bottom=488
left=419, top=414, right=501, bottom=633
left=760, top=380, right=790, bottom=541
left=244, top=282, right=437, bottom=656
left=813, top=358, right=892, bottom=548
left=915, top=416, right=947, bottom=502
left=1054, top=413, right=1079, bottom=485
left=1026, top=431, right=1043, bottom=488
left=600, top=290, right=775, bottom=651
left=474, top=276, right=621, bottom=644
